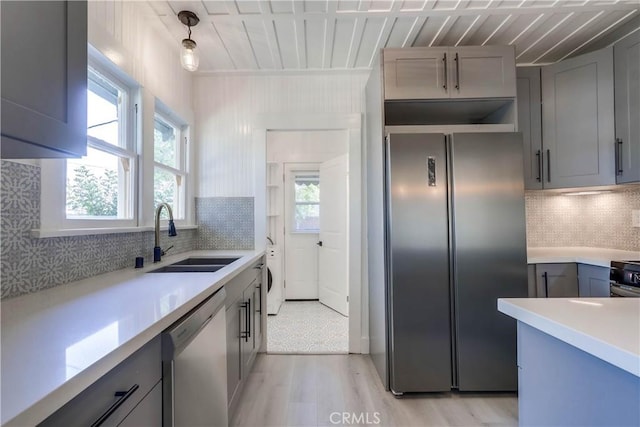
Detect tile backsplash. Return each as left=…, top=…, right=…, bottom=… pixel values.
left=196, top=197, right=254, bottom=250
left=1, top=161, right=197, bottom=299
left=1, top=161, right=256, bottom=298
left=525, top=187, right=640, bottom=251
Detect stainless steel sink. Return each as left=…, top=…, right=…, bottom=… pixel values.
left=171, top=257, right=240, bottom=266
left=148, top=257, right=240, bottom=273
left=149, top=265, right=226, bottom=273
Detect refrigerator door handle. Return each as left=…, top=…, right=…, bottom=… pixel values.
left=427, top=157, right=437, bottom=186
left=446, top=134, right=459, bottom=389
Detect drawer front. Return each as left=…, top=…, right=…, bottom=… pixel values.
left=39, top=336, right=161, bottom=427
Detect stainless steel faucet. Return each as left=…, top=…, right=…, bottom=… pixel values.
left=154, top=203, right=177, bottom=263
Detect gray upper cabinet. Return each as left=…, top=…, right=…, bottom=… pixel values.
left=541, top=47, right=616, bottom=189
left=450, top=46, right=516, bottom=99
left=383, top=48, right=449, bottom=100
left=517, top=67, right=543, bottom=190
left=1, top=1, right=87, bottom=159
left=614, top=30, right=640, bottom=184
left=383, top=46, right=516, bottom=100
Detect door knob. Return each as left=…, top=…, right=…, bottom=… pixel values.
left=317, top=241, right=323, bottom=247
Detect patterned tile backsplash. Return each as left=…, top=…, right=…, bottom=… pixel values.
left=525, top=187, right=640, bottom=251
left=1, top=160, right=197, bottom=299
left=196, top=197, right=254, bottom=250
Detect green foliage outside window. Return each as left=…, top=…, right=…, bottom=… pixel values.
left=67, top=165, right=118, bottom=216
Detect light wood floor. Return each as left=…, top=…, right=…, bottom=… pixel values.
left=231, top=354, right=518, bottom=427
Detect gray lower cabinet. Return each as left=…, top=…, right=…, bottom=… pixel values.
left=1, top=1, right=87, bottom=159
left=614, top=30, right=640, bottom=184
left=225, top=257, right=265, bottom=418
left=39, top=336, right=161, bottom=427
left=516, top=67, right=543, bottom=190
left=578, top=264, right=611, bottom=297
left=535, top=264, right=579, bottom=298
left=117, top=382, right=162, bottom=427
left=541, top=47, right=615, bottom=189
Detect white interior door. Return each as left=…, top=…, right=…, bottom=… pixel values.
left=319, top=154, right=349, bottom=316
left=284, top=166, right=320, bottom=300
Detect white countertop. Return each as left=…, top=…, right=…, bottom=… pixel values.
left=527, top=246, right=640, bottom=267
left=498, top=298, right=640, bottom=377
left=0, top=249, right=264, bottom=427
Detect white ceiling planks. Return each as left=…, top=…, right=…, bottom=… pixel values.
left=149, top=0, right=640, bottom=71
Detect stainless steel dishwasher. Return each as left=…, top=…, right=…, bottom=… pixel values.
left=162, top=287, right=228, bottom=427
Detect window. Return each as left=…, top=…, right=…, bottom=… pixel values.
left=293, top=175, right=320, bottom=232
left=66, top=68, right=135, bottom=221
left=154, top=112, right=187, bottom=219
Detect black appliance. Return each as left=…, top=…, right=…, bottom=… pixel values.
left=610, top=261, right=640, bottom=297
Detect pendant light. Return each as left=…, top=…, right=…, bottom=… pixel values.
left=178, top=11, right=200, bottom=72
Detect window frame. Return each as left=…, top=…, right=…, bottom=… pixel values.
left=290, top=171, right=321, bottom=234
left=39, top=54, right=140, bottom=232
left=153, top=106, right=189, bottom=222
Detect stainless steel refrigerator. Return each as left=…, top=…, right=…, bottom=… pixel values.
left=385, top=132, right=527, bottom=394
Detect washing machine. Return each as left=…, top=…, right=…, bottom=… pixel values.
left=266, top=245, right=283, bottom=315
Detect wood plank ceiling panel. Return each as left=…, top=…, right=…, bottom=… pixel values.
left=438, top=14, right=481, bottom=45
left=518, top=10, right=603, bottom=64
left=150, top=0, right=640, bottom=71
left=385, top=16, right=413, bottom=46
left=412, top=16, right=450, bottom=46
left=305, top=18, right=327, bottom=68
left=273, top=19, right=300, bottom=68
left=331, top=17, right=358, bottom=67
left=354, top=17, right=388, bottom=67
left=513, top=12, right=574, bottom=58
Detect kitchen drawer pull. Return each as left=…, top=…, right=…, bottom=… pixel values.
left=535, top=150, right=541, bottom=182
left=90, top=384, right=139, bottom=427
left=543, top=272, right=549, bottom=298
left=443, top=53, right=448, bottom=90
left=254, top=263, right=265, bottom=270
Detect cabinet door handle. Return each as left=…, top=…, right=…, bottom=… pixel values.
left=535, top=150, right=542, bottom=182
left=254, top=263, right=264, bottom=270
left=90, top=384, right=139, bottom=427
left=546, top=149, right=551, bottom=183
left=443, top=53, right=448, bottom=91
left=240, top=302, right=249, bottom=341
left=543, top=272, right=549, bottom=298
left=454, top=52, right=460, bottom=90
left=247, top=298, right=251, bottom=338
left=256, top=283, right=262, bottom=314
left=616, top=138, right=623, bottom=176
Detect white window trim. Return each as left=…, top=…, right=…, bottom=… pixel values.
left=287, top=167, right=321, bottom=234
left=153, top=103, right=192, bottom=226
left=37, top=50, right=196, bottom=237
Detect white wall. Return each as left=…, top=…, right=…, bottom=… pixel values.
left=193, top=72, right=368, bottom=197
left=87, top=0, right=193, bottom=123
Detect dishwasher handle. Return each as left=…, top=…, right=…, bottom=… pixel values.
left=162, top=287, right=227, bottom=359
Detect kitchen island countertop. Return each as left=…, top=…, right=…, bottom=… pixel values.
left=1, top=249, right=264, bottom=427
left=527, top=246, right=640, bottom=267
left=498, top=297, right=640, bottom=377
